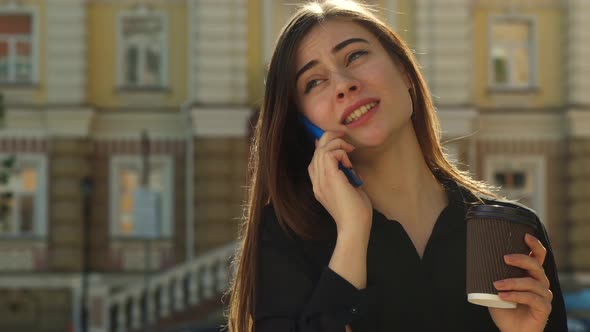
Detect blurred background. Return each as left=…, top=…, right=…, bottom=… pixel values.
left=0, top=0, right=588, bottom=331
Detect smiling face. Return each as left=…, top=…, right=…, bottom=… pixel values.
left=294, top=19, right=414, bottom=148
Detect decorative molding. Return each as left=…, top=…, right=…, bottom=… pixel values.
left=190, top=107, right=252, bottom=137
left=93, top=112, right=189, bottom=139
left=0, top=108, right=94, bottom=138
left=0, top=274, right=80, bottom=288
left=0, top=243, right=46, bottom=271
left=45, top=110, right=94, bottom=138
left=476, top=113, right=565, bottom=140
left=0, top=109, right=196, bottom=140
left=567, top=109, right=590, bottom=138
left=437, top=108, right=479, bottom=137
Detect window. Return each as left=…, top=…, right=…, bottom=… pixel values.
left=0, top=11, right=36, bottom=84
left=0, top=155, right=47, bottom=237
left=489, top=17, right=535, bottom=88
left=117, top=12, right=167, bottom=87
left=485, top=155, right=545, bottom=222
left=110, top=156, right=173, bottom=238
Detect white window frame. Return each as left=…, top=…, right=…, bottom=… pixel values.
left=487, top=15, right=537, bottom=89
left=484, top=155, right=545, bottom=223
left=109, top=155, right=174, bottom=238
left=0, top=154, right=47, bottom=238
left=116, top=10, right=168, bottom=88
left=0, top=6, right=39, bottom=84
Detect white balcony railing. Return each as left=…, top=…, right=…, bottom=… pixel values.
left=88, top=242, right=236, bottom=332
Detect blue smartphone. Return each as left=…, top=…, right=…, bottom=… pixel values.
left=299, top=114, right=363, bottom=187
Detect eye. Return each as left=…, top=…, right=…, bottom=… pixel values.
left=347, top=50, right=368, bottom=65
left=304, top=79, right=323, bottom=94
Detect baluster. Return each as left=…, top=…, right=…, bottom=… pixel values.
left=189, top=269, right=200, bottom=305
left=131, top=295, right=142, bottom=330
left=202, top=264, right=215, bottom=298
left=110, top=304, right=119, bottom=332
left=117, top=300, right=127, bottom=332
left=168, top=280, right=176, bottom=312
left=145, top=288, right=154, bottom=325
left=153, top=287, right=162, bottom=323
left=160, top=282, right=170, bottom=317
left=217, top=261, right=229, bottom=293
left=175, top=276, right=185, bottom=311
left=124, top=298, right=133, bottom=332
left=88, top=284, right=109, bottom=332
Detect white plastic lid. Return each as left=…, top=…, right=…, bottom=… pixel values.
left=468, top=293, right=517, bottom=309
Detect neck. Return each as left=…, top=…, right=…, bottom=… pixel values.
left=350, top=124, right=445, bottom=220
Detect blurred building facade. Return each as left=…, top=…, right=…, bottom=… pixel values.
left=0, top=0, right=588, bottom=331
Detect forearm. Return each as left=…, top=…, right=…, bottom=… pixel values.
left=328, top=224, right=370, bottom=290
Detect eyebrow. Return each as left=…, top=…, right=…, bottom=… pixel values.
left=295, top=37, right=369, bottom=82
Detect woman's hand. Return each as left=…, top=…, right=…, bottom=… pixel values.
left=309, top=131, right=372, bottom=290
left=308, top=131, right=372, bottom=233
left=489, top=233, right=553, bottom=332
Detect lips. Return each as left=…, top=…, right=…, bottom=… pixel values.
left=340, top=98, right=380, bottom=124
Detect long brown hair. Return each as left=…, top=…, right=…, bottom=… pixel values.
left=226, top=1, right=497, bottom=331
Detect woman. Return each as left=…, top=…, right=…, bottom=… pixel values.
left=226, top=1, right=567, bottom=331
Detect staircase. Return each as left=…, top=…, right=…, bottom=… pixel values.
left=88, top=242, right=236, bottom=332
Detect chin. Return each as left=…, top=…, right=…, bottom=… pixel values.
left=352, top=132, right=390, bottom=148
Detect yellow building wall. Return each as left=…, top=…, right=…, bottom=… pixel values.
left=392, top=0, right=416, bottom=52
left=247, top=0, right=263, bottom=106
left=473, top=8, right=564, bottom=109
left=87, top=3, right=187, bottom=109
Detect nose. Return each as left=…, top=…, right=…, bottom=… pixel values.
left=335, top=72, right=360, bottom=100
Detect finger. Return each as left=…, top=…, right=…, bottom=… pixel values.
left=498, top=291, right=551, bottom=314
left=329, top=149, right=354, bottom=170
left=319, top=149, right=353, bottom=177
left=525, top=233, right=547, bottom=266
left=318, top=138, right=355, bottom=153
left=316, top=131, right=345, bottom=148
left=494, top=277, right=553, bottom=301
left=504, top=254, right=550, bottom=288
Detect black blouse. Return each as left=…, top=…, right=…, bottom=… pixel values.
left=254, top=179, right=568, bottom=332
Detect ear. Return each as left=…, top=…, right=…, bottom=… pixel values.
left=395, top=62, right=413, bottom=90
left=402, top=72, right=413, bottom=91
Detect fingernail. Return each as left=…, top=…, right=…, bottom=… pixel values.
left=498, top=292, right=509, bottom=298
left=525, top=233, right=534, bottom=241
left=504, top=255, right=513, bottom=262
left=494, top=280, right=505, bottom=288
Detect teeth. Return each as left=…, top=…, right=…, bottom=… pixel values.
left=344, top=102, right=377, bottom=124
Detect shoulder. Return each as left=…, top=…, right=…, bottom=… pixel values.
left=458, top=185, right=553, bottom=247
left=453, top=181, right=539, bottom=217
left=479, top=194, right=539, bottom=217
left=259, top=204, right=300, bottom=245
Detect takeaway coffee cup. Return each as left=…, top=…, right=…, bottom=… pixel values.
left=466, top=204, right=540, bottom=309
